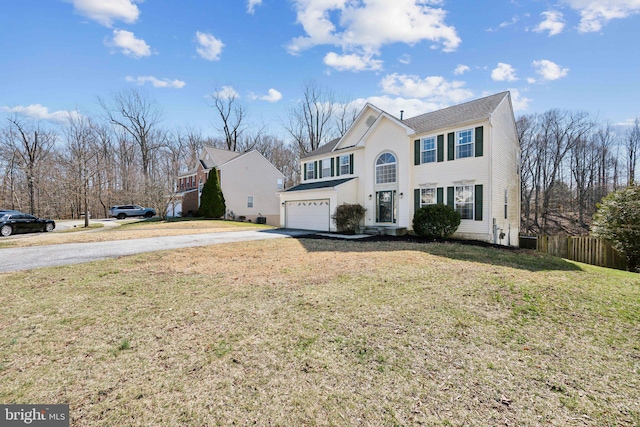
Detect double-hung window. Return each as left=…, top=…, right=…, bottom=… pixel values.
left=420, top=188, right=437, bottom=207
left=455, top=185, right=474, bottom=219
left=456, top=129, right=474, bottom=159
left=247, top=196, right=254, bottom=208
left=306, top=162, right=315, bottom=180
left=339, top=155, right=350, bottom=175
left=321, top=159, right=331, bottom=178
left=421, top=137, right=436, bottom=163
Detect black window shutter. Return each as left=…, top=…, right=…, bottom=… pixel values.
left=475, top=184, right=483, bottom=221
left=318, top=161, right=323, bottom=178
left=447, top=132, right=455, bottom=161
left=437, top=135, right=444, bottom=162
left=314, top=161, right=318, bottom=179
left=414, top=139, right=421, bottom=165
left=437, top=187, right=443, bottom=204
left=331, top=158, right=335, bottom=176
left=335, top=157, right=340, bottom=176
left=447, top=186, right=454, bottom=207
left=414, top=189, right=421, bottom=213
left=475, top=126, right=484, bottom=157
left=349, top=153, right=354, bottom=174
left=304, top=163, right=307, bottom=180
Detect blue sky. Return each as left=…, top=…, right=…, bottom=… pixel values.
left=1, top=0, right=639, bottom=139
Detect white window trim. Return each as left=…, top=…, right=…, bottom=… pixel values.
left=321, top=158, right=331, bottom=178
left=339, top=155, right=350, bottom=175
left=420, top=187, right=437, bottom=207
left=421, top=136, right=436, bottom=164
left=455, top=184, right=474, bottom=220
left=375, top=152, right=397, bottom=184
left=456, top=129, right=474, bottom=159
left=247, top=196, right=254, bottom=208
left=306, top=162, right=315, bottom=180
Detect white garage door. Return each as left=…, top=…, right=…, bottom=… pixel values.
left=286, top=199, right=330, bottom=231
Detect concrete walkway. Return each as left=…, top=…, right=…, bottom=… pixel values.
left=0, top=229, right=311, bottom=273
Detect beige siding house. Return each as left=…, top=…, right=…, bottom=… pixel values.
left=174, top=147, right=284, bottom=225
left=279, top=91, right=520, bottom=246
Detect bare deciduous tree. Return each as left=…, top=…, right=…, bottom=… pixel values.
left=284, top=81, right=336, bottom=155
left=4, top=117, right=56, bottom=215
left=99, top=88, right=164, bottom=186
left=208, top=86, right=248, bottom=152
left=625, top=117, right=640, bottom=185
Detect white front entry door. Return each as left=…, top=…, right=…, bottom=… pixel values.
left=285, top=199, right=330, bottom=231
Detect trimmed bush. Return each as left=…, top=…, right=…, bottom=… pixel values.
left=413, top=204, right=461, bottom=238
left=332, top=203, right=366, bottom=233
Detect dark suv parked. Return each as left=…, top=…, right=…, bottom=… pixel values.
left=108, top=205, right=156, bottom=219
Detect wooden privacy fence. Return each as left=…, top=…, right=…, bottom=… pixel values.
left=524, top=235, right=627, bottom=271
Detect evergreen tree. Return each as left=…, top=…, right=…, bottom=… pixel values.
left=592, top=185, right=640, bottom=272
left=199, top=168, right=226, bottom=218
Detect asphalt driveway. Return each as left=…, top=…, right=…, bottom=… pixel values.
left=0, top=229, right=311, bottom=273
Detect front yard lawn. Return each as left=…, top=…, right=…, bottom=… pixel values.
left=0, top=238, right=638, bottom=425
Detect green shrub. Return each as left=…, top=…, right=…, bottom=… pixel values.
left=199, top=168, right=226, bottom=218
left=331, top=203, right=366, bottom=233
left=412, top=204, right=461, bottom=238
left=592, top=185, right=640, bottom=272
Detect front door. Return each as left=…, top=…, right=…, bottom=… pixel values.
left=376, top=190, right=396, bottom=223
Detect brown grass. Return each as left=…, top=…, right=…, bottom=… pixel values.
left=0, top=238, right=638, bottom=426
left=0, top=219, right=269, bottom=248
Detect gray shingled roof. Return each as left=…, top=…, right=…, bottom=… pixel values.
left=402, top=91, right=509, bottom=135
left=285, top=177, right=355, bottom=192
left=300, top=92, right=509, bottom=159
left=301, top=138, right=341, bottom=159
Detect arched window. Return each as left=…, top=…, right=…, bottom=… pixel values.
left=376, top=153, right=396, bottom=184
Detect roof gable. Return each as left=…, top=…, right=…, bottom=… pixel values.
left=402, top=92, right=509, bottom=135
left=201, top=146, right=242, bottom=168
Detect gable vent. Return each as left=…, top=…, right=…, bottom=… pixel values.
left=365, top=115, right=376, bottom=127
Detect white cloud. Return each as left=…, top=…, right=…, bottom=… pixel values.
left=287, top=0, right=460, bottom=70
left=398, top=54, right=411, bottom=65
left=1, top=104, right=81, bottom=123
left=125, top=76, right=185, bottom=89
left=259, top=88, right=283, bottom=103
left=491, top=63, right=518, bottom=82
left=247, top=0, right=262, bottom=14
left=213, top=86, right=239, bottom=100
left=534, top=10, right=565, bottom=36
left=532, top=59, right=569, bottom=80
left=323, top=52, right=383, bottom=71
left=565, top=0, right=640, bottom=32
left=508, top=89, right=532, bottom=111
left=487, top=15, right=520, bottom=32
left=352, top=95, right=442, bottom=120
left=379, top=73, right=473, bottom=106
left=196, top=31, right=224, bottom=61
left=69, top=0, right=140, bottom=27
left=527, top=77, right=537, bottom=84
left=107, top=29, right=151, bottom=58
left=454, top=64, right=470, bottom=75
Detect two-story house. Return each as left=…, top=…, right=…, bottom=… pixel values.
left=173, top=146, right=285, bottom=225
left=278, top=91, right=520, bottom=246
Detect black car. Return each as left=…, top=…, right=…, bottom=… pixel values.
left=0, top=211, right=56, bottom=237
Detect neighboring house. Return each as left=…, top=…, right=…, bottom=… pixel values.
left=279, top=91, right=520, bottom=246
left=173, top=147, right=285, bottom=225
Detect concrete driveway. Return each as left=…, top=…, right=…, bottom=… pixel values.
left=0, top=229, right=311, bottom=273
